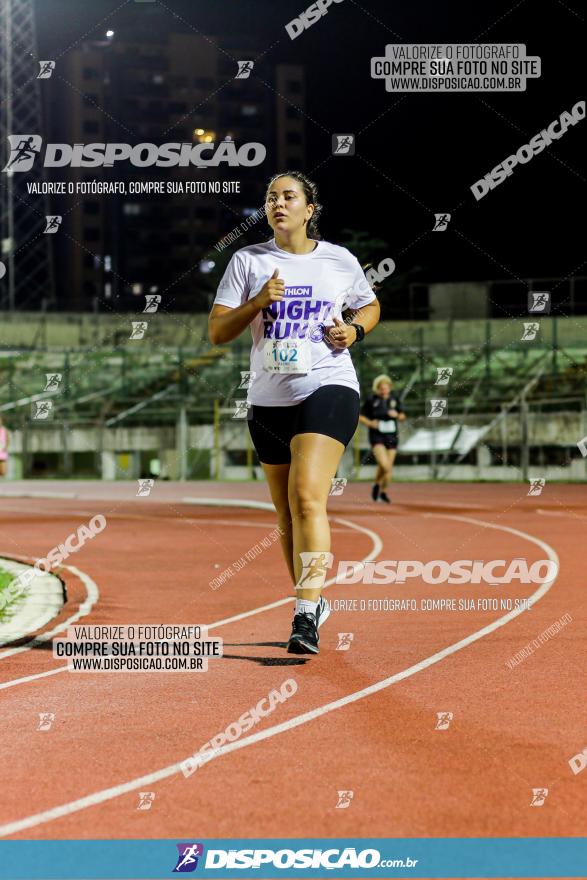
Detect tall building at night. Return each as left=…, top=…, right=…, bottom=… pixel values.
left=46, top=29, right=305, bottom=311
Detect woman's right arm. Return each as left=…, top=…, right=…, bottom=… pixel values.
left=208, top=268, right=284, bottom=345
left=208, top=301, right=263, bottom=345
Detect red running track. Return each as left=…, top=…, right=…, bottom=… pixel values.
left=0, top=481, right=585, bottom=878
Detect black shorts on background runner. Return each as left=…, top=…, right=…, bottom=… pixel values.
left=248, top=384, right=360, bottom=465
left=368, top=429, right=398, bottom=450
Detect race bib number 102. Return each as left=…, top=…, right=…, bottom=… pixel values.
left=263, top=339, right=310, bottom=374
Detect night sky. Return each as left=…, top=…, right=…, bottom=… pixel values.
left=35, top=0, right=585, bottom=287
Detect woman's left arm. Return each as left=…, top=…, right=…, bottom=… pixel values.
left=327, top=299, right=380, bottom=349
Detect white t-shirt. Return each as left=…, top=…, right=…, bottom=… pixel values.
left=213, top=238, right=376, bottom=406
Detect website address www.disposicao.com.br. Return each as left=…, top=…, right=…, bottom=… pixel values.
left=193, top=847, right=418, bottom=870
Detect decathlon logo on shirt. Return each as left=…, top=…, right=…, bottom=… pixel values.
left=284, top=285, right=312, bottom=297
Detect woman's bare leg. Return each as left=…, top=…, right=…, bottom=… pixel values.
left=387, top=447, right=398, bottom=484
left=372, top=443, right=391, bottom=489
left=260, top=462, right=295, bottom=585
left=288, top=432, right=345, bottom=602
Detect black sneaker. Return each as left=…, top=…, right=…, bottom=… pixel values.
left=287, top=612, right=319, bottom=654
left=379, top=491, right=391, bottom=504
left=371, top=483, right=380, bottom=502
left=316, top=595, right=331, bottom=629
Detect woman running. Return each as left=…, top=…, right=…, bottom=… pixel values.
left=208, top=171, right=380, bottom=654
left=0, top=418, right=9, bottom=477
left=359, top=374, right=406, bottom=504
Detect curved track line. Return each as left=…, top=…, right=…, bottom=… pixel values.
left=0, top=513, right=559, bottom=838
left=0, top=564, right=99, bottom=661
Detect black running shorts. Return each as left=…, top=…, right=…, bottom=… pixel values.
left=369, top=429, right=399, bottom=450
left=248, top=384, right=360, bottom=465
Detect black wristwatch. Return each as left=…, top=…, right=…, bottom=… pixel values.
left=350, top=323, right=365, bottom=345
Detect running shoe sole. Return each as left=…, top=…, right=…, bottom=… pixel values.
left=287, top=635, right=319, bottom=654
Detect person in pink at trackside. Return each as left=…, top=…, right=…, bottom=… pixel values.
left=0, top=417, right=9, bottom=477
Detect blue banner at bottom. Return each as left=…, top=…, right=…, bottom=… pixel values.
left=0, top=838, right=585, bottom=879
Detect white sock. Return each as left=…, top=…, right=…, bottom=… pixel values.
left=296, top=598, right=318, bottom=617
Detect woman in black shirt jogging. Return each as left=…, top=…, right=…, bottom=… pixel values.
left=359, top=374, right=406, bottom=503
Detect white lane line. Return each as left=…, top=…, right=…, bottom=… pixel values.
left=0, top=564, right=99, bottom=661
left=0, top=666, right=68, bottom=691
left=0, top=513, right=558, bottom=838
